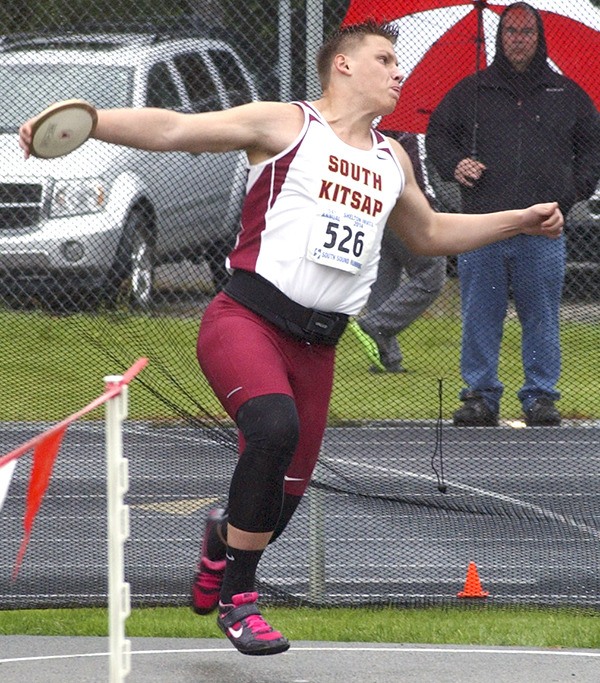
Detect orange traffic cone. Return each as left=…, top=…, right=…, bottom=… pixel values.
left=457, top=561, right=489, bottom=598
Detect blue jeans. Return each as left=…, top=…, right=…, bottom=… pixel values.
left=458, top=233, right=565, bottom=413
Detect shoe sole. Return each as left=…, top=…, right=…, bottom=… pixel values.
left=217, top=619, right=290, bottom=655
left=238, top=643, right=290, bottom=657
left=191, top=601, right=220, bottom=616
left=231, top=640, right=290, bottom=656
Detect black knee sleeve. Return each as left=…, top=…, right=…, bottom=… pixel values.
left=228, top=394, right=299, bottom=533
left=270, top=493, right=302, bottom=543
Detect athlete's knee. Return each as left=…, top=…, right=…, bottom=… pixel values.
left=229, top=397, right=300, bottom=533
left=236, top=394, right=300, bottom=469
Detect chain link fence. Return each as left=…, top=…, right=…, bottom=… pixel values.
left=1, top=0, right=599, bottom=611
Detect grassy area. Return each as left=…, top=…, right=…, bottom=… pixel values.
left=1, top=605, right=599, bottom=649
left=0, top=307, right=212, bottom=422
left=1, top=299, right=600, bottom=422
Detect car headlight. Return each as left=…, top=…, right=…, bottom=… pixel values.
left=50, top=178, right=106, bottom=218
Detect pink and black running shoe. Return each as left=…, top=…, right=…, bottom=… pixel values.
left=217, top=592, right=290, bottom=656
left=191, top=507, right=227, bottom=615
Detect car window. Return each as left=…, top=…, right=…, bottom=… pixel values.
left=173, top=53, right=221, bottom=113
left=207, top=49, right=253, bottom=107
left=0, top=63, right=133, bottom=130
left=146, top=62, right=182, bottom=109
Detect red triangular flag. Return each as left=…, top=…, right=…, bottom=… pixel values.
left=12, top=425, right=67, bottom=580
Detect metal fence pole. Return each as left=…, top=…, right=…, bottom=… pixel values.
left=279, top=0, right=292, bottom=101
left=308, top=486, right=326, bottom=603
left=305, top=0, right=324, bottom=99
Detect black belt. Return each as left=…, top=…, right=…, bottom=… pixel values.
left=224, top=270, right=349, bottom=346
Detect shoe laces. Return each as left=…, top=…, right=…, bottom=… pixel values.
left=242, top=612, right=275, bottom=635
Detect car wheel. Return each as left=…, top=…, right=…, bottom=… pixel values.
left=105, top=206, right=156, bottom=310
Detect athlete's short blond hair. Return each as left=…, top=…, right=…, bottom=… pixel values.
left=317, top=19, right=398, bottom=90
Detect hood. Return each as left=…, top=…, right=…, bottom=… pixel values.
left=0, top=132, right=115, bottom=180
left=493, top=2, right=549, bottom=88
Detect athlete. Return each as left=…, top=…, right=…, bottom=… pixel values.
left=19, top=20, right=563, bottom=657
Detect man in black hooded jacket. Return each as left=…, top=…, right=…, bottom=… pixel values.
left=426, top=1, right=600, bottom=427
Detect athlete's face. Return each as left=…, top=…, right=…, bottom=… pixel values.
left=346, top=35, right=404, bottom=115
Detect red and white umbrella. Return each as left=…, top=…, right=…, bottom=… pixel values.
left=343, top=0, right=600, bottom=133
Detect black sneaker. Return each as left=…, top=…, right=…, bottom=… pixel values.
left=525, top=398, right=561, bottom=426
left=191, top=508, right=227, bottom=615
left=217, top=592, right=290, bottom=656
left=453, top=396, right=499, bottom=427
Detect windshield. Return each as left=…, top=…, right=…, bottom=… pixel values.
left=0, top=64, right=133, bottom=132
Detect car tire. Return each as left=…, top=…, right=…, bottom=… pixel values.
left=104, top=206, right=156, bottom=310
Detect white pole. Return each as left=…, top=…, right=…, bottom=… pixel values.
left=105, top=375, right=132, bottom=683
left=305, top=0, right=324, bottom=99
left=279, top=0, right=292, bottom=101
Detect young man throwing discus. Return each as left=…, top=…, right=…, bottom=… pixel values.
left=20, top=20, right=563, bottom=656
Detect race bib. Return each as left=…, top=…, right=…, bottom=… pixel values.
left=306, top=210, right=378, bottom=274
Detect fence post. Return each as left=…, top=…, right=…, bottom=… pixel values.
left=278, top=0, right=292, bottom=101
left=308, top=486, right=326, bottom=603
left=305, top=0, right=324, bottom=99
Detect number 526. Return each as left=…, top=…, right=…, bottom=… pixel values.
left=322, top=221, right=364, bottom=258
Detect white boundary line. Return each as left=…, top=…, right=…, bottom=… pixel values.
left=2, top=643, right=600, bottom=665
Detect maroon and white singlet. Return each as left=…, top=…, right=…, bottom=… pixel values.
left=227, top=101, right=405, bottom=315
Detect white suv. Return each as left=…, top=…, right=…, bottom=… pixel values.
left=0, top=32, right=258, bottom=308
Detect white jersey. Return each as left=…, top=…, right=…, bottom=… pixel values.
left=227, top=101, right=405, bottom=315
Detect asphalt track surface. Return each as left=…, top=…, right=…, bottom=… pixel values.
left=1, top=420, right=600, bottom=681
left=1, top=636, right=600, bottom=682
left=1, top=420, right=599, bottom=608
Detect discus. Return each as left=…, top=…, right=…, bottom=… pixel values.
left=29, top=99, right=98, bottom=159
